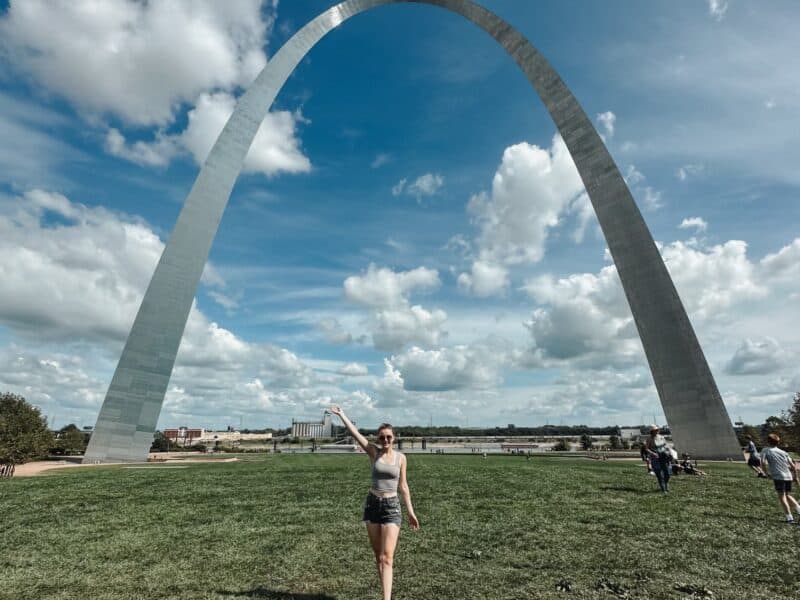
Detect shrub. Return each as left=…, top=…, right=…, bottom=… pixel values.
left=0, top=392, right=55, bottom=464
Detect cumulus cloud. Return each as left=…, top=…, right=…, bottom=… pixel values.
left=458, top=135, right=585, bottom=297
left=760, top=238, right=800, bottom=284
left=0, top=190, right=325, bottom=427
left=372, top=305, right=448, bottom=352
left=518, top=236, right=787, bottom=369
left=344, top=264, right=440, bottom=308
left=388, top=341, right=507, bottom=391
left=469, top=136, right=583, bottom=266
left=522, top=267, right=639, bottom=367
left=343, top=264, right=447, bottom=351
left=596, top=111, right=616, bottom=138
left=392, top=173, right=444, bottom=200
left=0, top=0, right=273, bottom=126
left=661, top=240, right=766, bottom=320
left=457, top=260, right=509, bottom=297
left=107, top=92, right=311, bottom=177
left=725, top=338, right=788, bottom=375
left=679, top=217, right=708, bottom=233
left=339, top=362, right=369, bottom=377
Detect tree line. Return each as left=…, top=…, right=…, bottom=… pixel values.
left=2, top=390, right=799, bottom=469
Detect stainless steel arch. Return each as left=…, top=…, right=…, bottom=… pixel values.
left=84, top=0, right=741, bottom=463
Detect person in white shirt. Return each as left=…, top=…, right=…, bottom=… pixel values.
left=759, top=433, right=800, bottom=523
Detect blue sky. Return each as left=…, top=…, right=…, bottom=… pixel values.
left=0, top=0, right=798, bottom=431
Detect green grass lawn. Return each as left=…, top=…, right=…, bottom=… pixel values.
left=2, top=454, right=798, bottom=599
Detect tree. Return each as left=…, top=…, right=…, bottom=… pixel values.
left=781, top=392, right=800, bottom=451
left=735, top=425, right=762, bottom=448
left=553, top=439, right=571, bottom=451
left=609, top=435, right=623, bottom=450
left=151, top=431, right=169, bottom=452
left=580, top=433, right=594, bottom=451
left=58, top=424, right=88, bottom=454
left=0, top=392, right=55, bottom=464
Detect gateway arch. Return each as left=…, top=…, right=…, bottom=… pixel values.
left=84, top=0, right=741, bottom=463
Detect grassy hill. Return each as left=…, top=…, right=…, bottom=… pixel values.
left=1, top=454, right=798, bottom=599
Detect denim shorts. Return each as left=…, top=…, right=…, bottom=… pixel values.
left=363, top=493, right=402, bottom=526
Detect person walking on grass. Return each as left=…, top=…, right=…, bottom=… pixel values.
left=645, top=425, right=672, bottom=494
left=743, top=435, right=767, bottom=478
left=759, top=433, right=800, bottom=524
left=330, top=405, right=420, bottom=600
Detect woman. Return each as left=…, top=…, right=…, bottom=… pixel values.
left=645, top=425, right=672, bottom=494
left=330, top=405, right=420, bottom=600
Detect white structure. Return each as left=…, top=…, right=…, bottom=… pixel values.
left=292, top=412, right=333, bottom=438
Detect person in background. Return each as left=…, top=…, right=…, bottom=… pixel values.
left=640, top=444, right=654, bottom=476
left=645, top=425, right=672, bottom=494
left=330, top=405, right=420, bottom=600
left=759, top=433, right=800, bottom=524
left=743, top=435, right=767, bottom=478
left=680, top=453, right=707, bottom=476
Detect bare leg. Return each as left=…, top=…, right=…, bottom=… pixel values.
left=367, top=523, right=383, bottom=582
left=379, top=524, right=401, bottom=600
left=777, top=492, right=792, bottom=520
left=787, top=494, right=800, bottom=511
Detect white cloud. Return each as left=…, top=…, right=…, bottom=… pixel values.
left=0, top=0, right=273, bottom=126
left=457, top=260, right=509, bottom=298
left=679, top=217, right=708, bottom=233
left=518, top=236, right=785, bottom=369
left=457, top=135, right=585, bottom=297
left=467, top=135, right=584, bottom=267
left=708, top=0, right=729, bottom=21
left=389, top=342, right=506, bottom=391
left=725, top=338, right=788, bottom=375
left=339, top=362, right=369, bottom=377
left=392, top=173, right=444, bottom=200
left=760, top=238, right=800, bottom=284
left=343, top=264, right=447, bottom=352
left=0, top=190, right=163, bottom=341
left=107, top=92, right=311, bottom=177
left=407, top=173, right=444, bottom=198
left=105, top=128, right=178, bottom=168
left=596, top=111, right=616, bottom=138
left=372, top=305, right=447, bottom=351
left=522, top=268, right=638, bottom=366
left=661, top=240, right=765, bottom=320
left=0, top=189, right=330, bottom=428
left=343, top=264, right=440, bottom=308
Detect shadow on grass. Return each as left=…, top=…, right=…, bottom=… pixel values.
left=598, top=485, right=651, bottom=495
left=217, top=588, right=336, bottom=599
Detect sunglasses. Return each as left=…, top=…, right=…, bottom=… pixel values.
left=377, top=435, right=394, bottom=441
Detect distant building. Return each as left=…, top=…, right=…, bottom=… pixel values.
left=163, top=427, right=272, bottom=447
left=619, top=428, right=643, bottom=442
left=292, top=412, right=333, bottom=438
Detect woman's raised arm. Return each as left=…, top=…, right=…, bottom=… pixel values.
left=330, top=405, right=376, bottom=459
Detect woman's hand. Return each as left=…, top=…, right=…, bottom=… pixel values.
left=407, top=512, right=420, bottom=530
left=330, top=405, right=344, bottom=417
